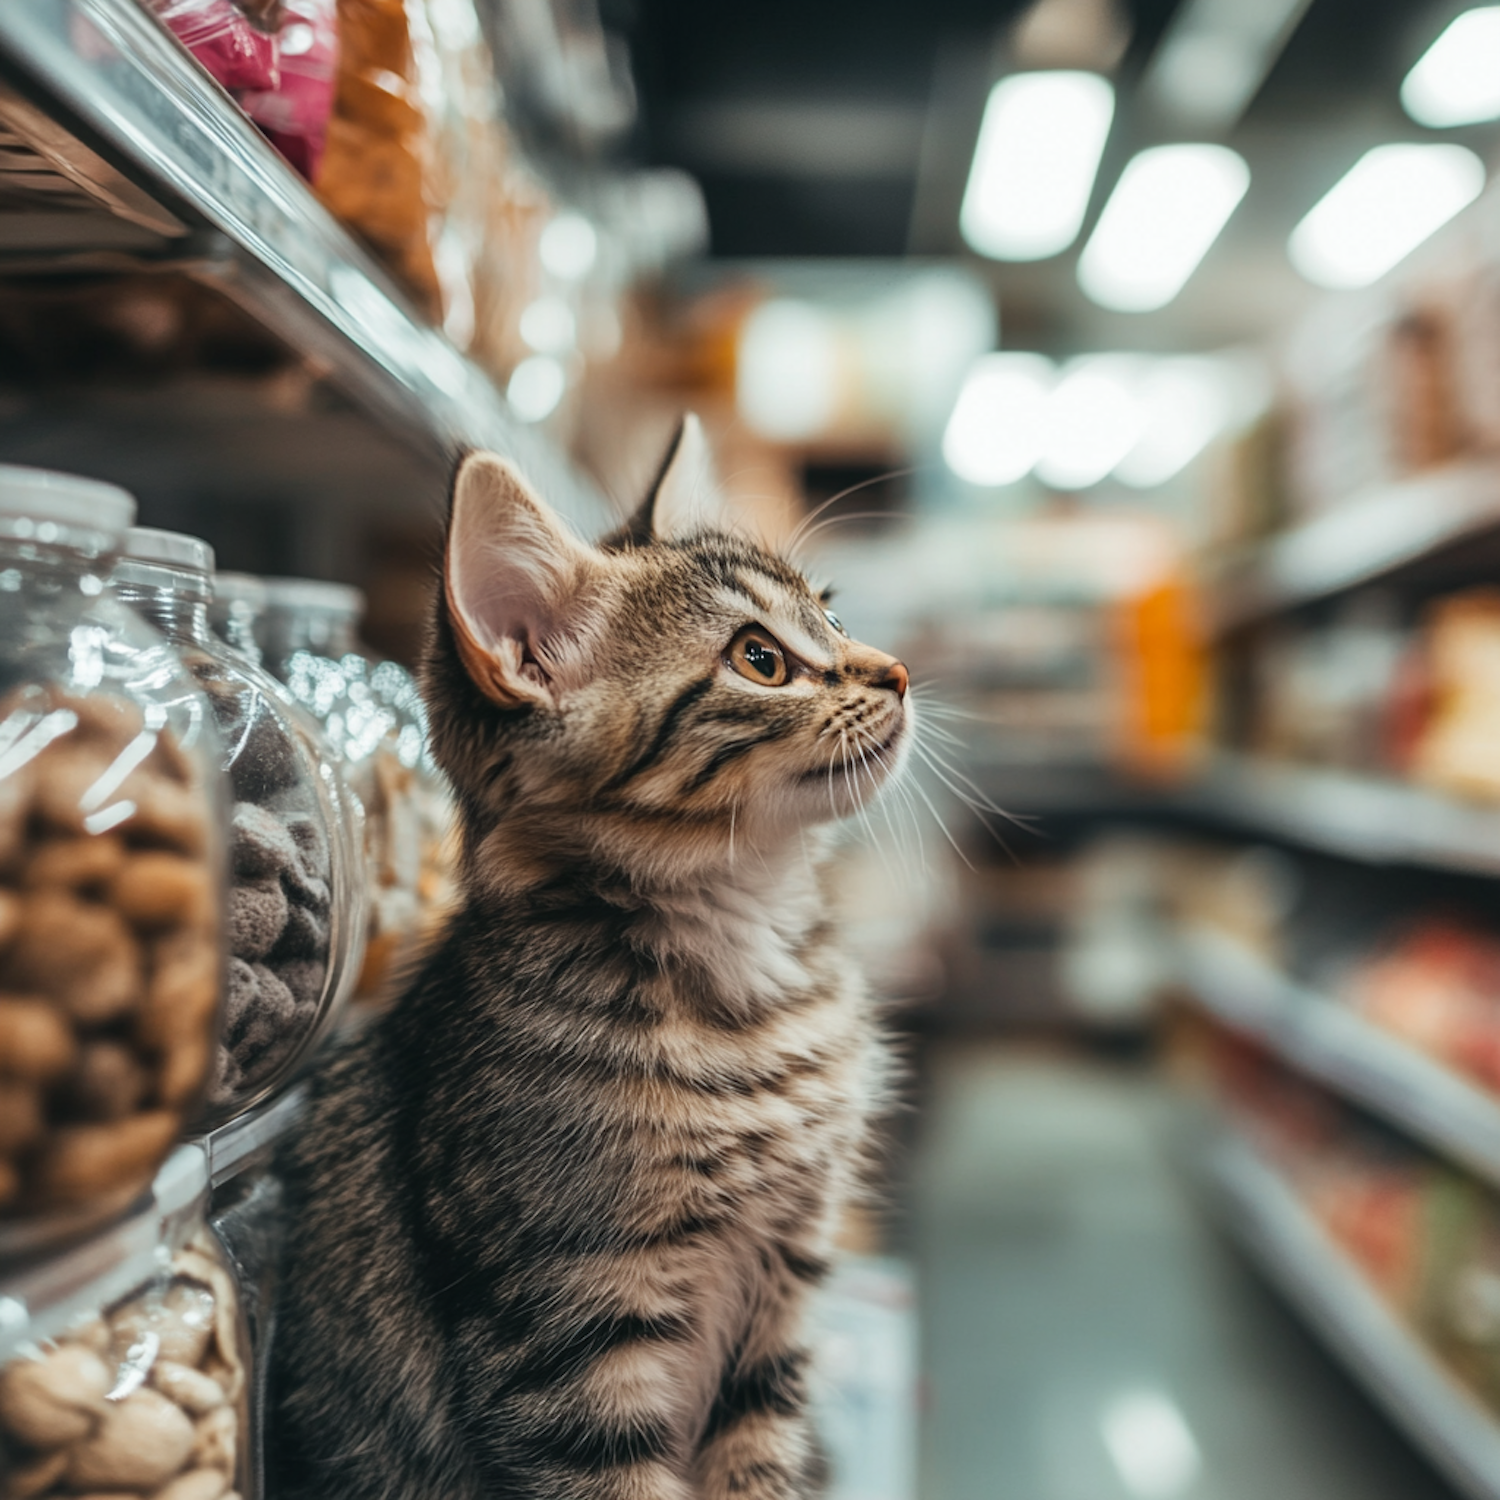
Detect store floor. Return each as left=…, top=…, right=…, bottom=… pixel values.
left=912, top=1045, right=1462, bottom=1500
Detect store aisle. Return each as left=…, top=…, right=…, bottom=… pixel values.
left=914, top=1047, right=1462, bottom=1500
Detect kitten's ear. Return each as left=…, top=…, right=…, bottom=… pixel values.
left=444, top=452, right=597, bottom=709
left=631, top=413, right=724, bottom=542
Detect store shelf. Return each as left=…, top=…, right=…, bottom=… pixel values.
left=1199, top=1125, right=1500, bottom=1500
left=1189, top=755, right=1500, bottom=878
left=1208, top=461, right=1500, bottom=635
left=1178, top=925, right=1500, bottom=1189
left=0, top=0, right=606, bottom=526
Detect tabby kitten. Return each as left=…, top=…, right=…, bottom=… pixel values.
left=270, top=416, right=912, bottom=1500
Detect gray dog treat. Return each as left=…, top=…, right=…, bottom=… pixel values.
left=232, top=965, right=297, bottom=1062
left=229, top=802, right=301, bottom=882
left=276, top=958, right=327, bottom=1010
left=273, top=903, right=327, bottom=962
left=226, top=876, right=289, bottom=963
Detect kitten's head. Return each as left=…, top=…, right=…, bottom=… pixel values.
left=424, top=416, right=911, bottom=885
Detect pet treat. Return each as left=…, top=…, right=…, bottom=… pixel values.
left=0, top=687, right=220, bottom=1219
left=0, top=1231, right=248, bottom=1499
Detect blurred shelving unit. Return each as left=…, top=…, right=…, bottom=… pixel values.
left=1199, top=1126, right=1500, bottom=1500
left=0, top=0, right=606, bottom=527
left=1177, top=924, right=1500, bottom=1188
left=1186, top=755, right=1500, bottom=878
left=1207, top=460, right=1500, bottom=636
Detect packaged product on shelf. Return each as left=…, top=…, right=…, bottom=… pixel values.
left=314, top=0, right=512, bottom=341
left=0, top=1147, right=251, bottom=1499
left=258, top=578, right=453, bottom=1005
left=143, top=0, right=281, bottom=92
left=1411, top=588, right=1500, bottom=802
left=0, top=470, right=224, bottom=1241
left=112, top=531, right=366, bottom=1123
left=239, top=0, right=340, bottom=181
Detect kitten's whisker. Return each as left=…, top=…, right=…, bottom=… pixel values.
left=782, top=467, right=915, bottom=556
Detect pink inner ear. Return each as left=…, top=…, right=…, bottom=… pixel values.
left=445, top=454, right=597, bottom=703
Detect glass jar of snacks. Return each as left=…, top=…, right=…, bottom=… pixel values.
left=0, top=469, right=224, bottom=1248
left=111, top=531, right=365, bottom=1125
left=205, top=575, right=267, bottom=670
left=0, top=1146, right=252, bottom=1499
left=259, top=579, right=455, bottom=1007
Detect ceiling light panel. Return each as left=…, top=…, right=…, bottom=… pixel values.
left=960, top=71, right=1115, bottom=261
left=1036, top=355, right=1145, bottom=489
left=1288, top=144, right=1486, bottom=289
left=942, top=353, right=1056, bottom=486
left=1078, top=144, right=1250, bottom=312
left=1402, top=7, right=1500, bottom=127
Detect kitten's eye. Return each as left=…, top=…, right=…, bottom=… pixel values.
left=728, top=626, right=789, bottom=686
left=824, top=608, right=848, bottom=638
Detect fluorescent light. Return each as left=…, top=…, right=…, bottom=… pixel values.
left=736, top=300, right=840, bottom=441
left=942, top=353, right=1055, bottom=486
left=1101, top=1389, right=1201, bottom=1499
left=506, top=355, right=567, bottom=422
left=960, top=71, right=1115, bottom=260
left=518, top=296, right=577, bottom=354
left=1036, top=355, right=1143, bottom=489
left=1115, top=358, right=1230, bottom=486
left=1402, top=8, right=1500, bottom=127
left=539, top=213, right=598, bottom=280
left=1288, top=144, right=1485, bottom=288
left=1078, top=145, right=1249, bottom=312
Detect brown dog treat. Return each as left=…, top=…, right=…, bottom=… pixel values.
left=63, top=691, right=146, bottom=745
left=6, top=1447, right=70, bottom=1496
left=226, top=876, right=288, bottom=962
left=136, top=930, right=219, bottom=1051
left=0, top=1154, right=17, bottom=1205
left=112, top=852, right=212, bottom=930
left=189, top=1404, right=237, bottom=1476
left=150, top=1362, right=226, bottom=1416
left=61, top=1041, right=150, bottom=1121
left=0, top=995, right=75, bottom=1081
left=0, top=1342, right=113, bottom=1448
left=0, top=888, right=20, bottom=949
left=0, top=766, right=32, bottom=877
left=151, top=1468, right=232, bottom=1500
left=31, top=1110, right=179, bottom=1204
left=126, top=778, right=211, bottom=859
left=157, top=1031, right=211, bottom=1110
left=228, top=801, right=298, bottom=881
left=113, top=1278, right=216, bottom=1368
left=0, top=1080, right=41, bottom=1152
left=30, top=743, right=119, bottom=835
left=4, top=893, right=142, bottom=1024
left=65, top=1386, right=197, bottom=1491
left=24, top=834, right=127, bottom=893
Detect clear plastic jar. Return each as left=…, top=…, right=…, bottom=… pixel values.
left=0, top=469, right=224, bottom=1246
left=205, top=575, right=267, bottom=670
left=0, top=1146, right=252, bottom=1499
left=259, top=579, right=455, bottom=1006
left=112, top=532, right=365, bottom=1124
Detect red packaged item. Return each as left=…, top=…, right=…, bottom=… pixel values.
left=240, top=0, right=340, bottom=180
left=145, top=0, right=280, bottom=91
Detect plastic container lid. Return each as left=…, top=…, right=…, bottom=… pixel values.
left=122, top=525, right=215, bottom=575
left=213, top=570, right=268, bottom=605
left=0, top=464, right=136, bottom=532
left=263, top=576, right=366, bottom=616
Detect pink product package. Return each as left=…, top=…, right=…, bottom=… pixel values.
left=146, top=0, right=280, bottom=92
left=240, top=0, right=340, bottom=181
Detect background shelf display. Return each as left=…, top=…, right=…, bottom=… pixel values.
left=1186, top=755, right=1500, bottom=879
left=1177, top=925, right=1500, bottom=1189
left=1207, top=462, right=1500, bottom=636
left=1198, top=1126, right=1500, bottom=1500
left=0, top=0, right=607, bottom=528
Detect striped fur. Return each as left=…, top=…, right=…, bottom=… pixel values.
left=270, top=429, right=909, bottom=1499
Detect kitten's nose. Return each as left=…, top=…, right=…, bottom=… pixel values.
left=877, top=660, right=909, bottom=699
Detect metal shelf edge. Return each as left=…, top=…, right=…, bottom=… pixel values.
left=1179, top=926, right=1500, bottom=1188
left=1208, top=462, right=1500, bottom=635
left=0, top=0, right=611, bottom=531
left=1201, top=1127, right=1500, bottom=1500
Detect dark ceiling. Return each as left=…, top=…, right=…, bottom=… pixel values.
left=616, top=0, right=1493, bottom=352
